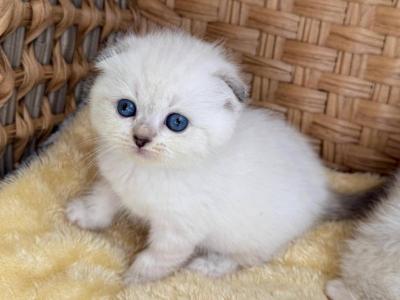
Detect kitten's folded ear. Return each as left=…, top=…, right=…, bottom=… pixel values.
left=217, top=72, right=249, bottom=103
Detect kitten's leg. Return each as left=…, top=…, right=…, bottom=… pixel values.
left=66, top=179, right=121, bottom=230
left=123, top=229, right=196, bottom=284
left=186, top=252, right=239, bottom=277
left=326, top=279, right=358, bottom=300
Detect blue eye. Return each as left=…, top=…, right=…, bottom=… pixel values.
left=117, top=99, right=136, bottom=117
left=165, top=113, right=189, bottom=132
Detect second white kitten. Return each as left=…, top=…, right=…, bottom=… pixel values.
left=67, top=30, right=340, bottom=284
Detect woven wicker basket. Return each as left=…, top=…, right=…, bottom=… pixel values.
left=1, top=0, right=400, bottom=176
left=0, top=0, right=136, bottom=176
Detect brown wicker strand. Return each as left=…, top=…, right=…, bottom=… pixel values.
left=1, top=0, right=400, bottom=175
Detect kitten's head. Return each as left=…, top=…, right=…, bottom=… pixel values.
left=89, top=30, right=248, bottom=167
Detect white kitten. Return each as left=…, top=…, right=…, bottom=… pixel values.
left=326, top=173, right=400, bottom=300
left=66, top=30, right=336, bottom=284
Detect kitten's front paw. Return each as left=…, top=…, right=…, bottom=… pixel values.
left=185, top=253, right=238, bottom=277
left=123, top=267, right=150, bottom=285
left=325, top=279, right=357, bottom=300
left=123, top=263, right=159, bottom=285
left=123, top=253, right=173, bottom=285
left=66, top=198, right=112, bottom=230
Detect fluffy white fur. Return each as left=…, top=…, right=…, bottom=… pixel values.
left=66, top=30, right=333, bottom=284
left=326, top=172, right=400, bottom=300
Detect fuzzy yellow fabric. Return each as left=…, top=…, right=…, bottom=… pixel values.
left=0, top=108, right=382, bottom=300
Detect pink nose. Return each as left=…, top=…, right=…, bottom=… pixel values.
left=134, top=135, right=150, bottom=148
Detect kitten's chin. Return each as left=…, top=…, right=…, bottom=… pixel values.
left=131, top=148, right=209, bottom=169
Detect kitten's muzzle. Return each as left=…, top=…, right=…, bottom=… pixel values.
left=134, top=135, right=151, bottom=148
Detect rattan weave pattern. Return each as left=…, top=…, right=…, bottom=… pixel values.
left=0, top=0, right=136, bottom=176
left=1, top=0, right=400, bottom=175
left=135, top=0, right=400, bottom=174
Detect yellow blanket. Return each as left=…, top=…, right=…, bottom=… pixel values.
left=0, top=108, right=381, bottom=299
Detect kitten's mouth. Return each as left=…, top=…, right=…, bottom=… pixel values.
left=132, top=145, right=163, bottom=161
left=135, top=147, right=153, bottom=158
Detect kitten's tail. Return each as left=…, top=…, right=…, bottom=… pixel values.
left=324, top=176, right=393, bottom=220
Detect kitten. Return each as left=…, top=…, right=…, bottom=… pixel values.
left=66, top=30, right=341, bottom=284
left=326, top=172, right=400, bottom=300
